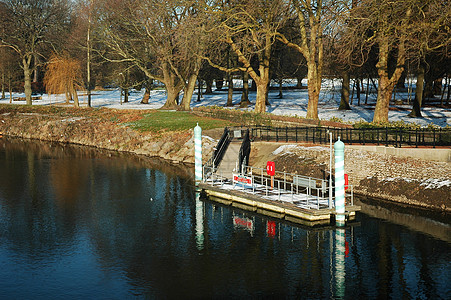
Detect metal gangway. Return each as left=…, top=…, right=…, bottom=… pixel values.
left=202, top=164, right=354, bottom=211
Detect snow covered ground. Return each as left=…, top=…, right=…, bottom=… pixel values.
left=1, top=79, right=450, bottom=127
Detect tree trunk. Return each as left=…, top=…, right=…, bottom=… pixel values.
left=226, top=72, right=233, bottom=106
left=439, top=77, right=447, bottom=106
left=215, top=79, right=224, bottom=90
left=181, top=57, right=202, bottom=110
left=306, top=65, right=320, bottom=119
left=296, top=76, right=303, bottom=88
left=197, top=80, right=202, bottom=102
left=161, top=87, right=179, bottom=109
left=162, top=88, right=179, bottom=109
left=433, top=78, right=442, bottom=96
left=265, top=81, right=270, bottom=106
left=373, top=35, right=405, bottom=123
left=23, top=57, right=32, bottom=105
left=123, top=88, right=129, bottom=103
left=250, top=79, right=257, bottom=91
left=396, top=69, right=407, bottom=89
left=365, top=77, right=370, bottom=104
left=356, top=78, right=361, bottom=105
left=278, top=79, right=283, bottom=98
left=205, top=78, right=213, bottom=94
left=161, top=64, right=182, bottom=109
left=141, top=86, right=150, bottom=104
left=255, top=82, right=267, bottom=113
left=72, top=87, right=79, bottom=107
left=8, top=76, right=12, bottom=103
left=423, top=75, right=434, bottom=100
left=87, top=4, right=92, bottom=108
left=240, top=71, right=250, bottom=107
left=373, top=76, right=393, bottom=123
left=1, top=72, right=5, bottom=99
left=339, top=72, right=351, bottom=110
left=180, top=73, right=198, bottom=111
left=446, top=78, right=450, bottom=105
left=409, top=64, right=424, bottom=117
left=65, top=91, right=71, bottom=103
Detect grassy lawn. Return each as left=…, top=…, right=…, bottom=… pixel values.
left=125, top=110, right=237, bottom=132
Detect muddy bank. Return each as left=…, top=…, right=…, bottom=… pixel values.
left=1, top=105, right=449, bottom=213
left=0, top=107, right=215, bottom=165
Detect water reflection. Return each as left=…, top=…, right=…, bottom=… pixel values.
left=0, top=137, right=449, bottom=299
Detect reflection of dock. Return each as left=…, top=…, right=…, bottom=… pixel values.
left=199, top=127, right=360, bottom=226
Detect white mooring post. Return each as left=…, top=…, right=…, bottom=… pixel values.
left=194, top=123, right=202, bottom=184
left=334, top=137, right=346, bottom=226
left=328, top=130, right=333, bottom=209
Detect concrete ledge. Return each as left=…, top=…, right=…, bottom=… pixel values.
left=348, top=145, right=451, bottom=162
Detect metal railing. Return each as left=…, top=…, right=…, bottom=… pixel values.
left=250, top=126, right=451, bottom=148
left=204, top=127, right=232, bottom=180
left=202, top=164, right=354, bottom=210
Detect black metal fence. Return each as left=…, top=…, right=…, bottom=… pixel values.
left=248, top=126, right=451, bottom=148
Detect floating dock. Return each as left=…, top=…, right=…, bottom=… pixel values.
left=199, top=169, right=361, bottom=227
left=197, top=127, right=360, bottom=226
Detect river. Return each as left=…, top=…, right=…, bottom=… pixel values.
left=0, top=137, right=449, bottom=299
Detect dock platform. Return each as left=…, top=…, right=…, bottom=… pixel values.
left=198, top=171, right=361, bottom=226
left=198, top=127, right=360, bottom=226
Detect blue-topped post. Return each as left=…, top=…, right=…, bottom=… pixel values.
left=334, top=137, right=346, bottom=226
left=194, top=123, right=202, bottom=184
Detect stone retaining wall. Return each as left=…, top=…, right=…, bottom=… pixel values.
left=250, top=142, right=450, bottom=212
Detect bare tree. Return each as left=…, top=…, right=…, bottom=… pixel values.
left=97, top=0, right=207, bottom=110
left=276, top=0, right=335, bottom=119
left=408, top=1, right=451, bottom=117
left=0, top=0, right=70, bottom=105
left=205, top=0, right=289, bottom=113
left=0, top=47, right=20, bottom=102
left=344, top=0, right=450, bottom=123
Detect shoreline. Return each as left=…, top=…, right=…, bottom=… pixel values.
left=1, top=105, right=449, bottom=214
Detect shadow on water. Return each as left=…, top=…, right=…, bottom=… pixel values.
left=356, top=196, right=451, bottom=243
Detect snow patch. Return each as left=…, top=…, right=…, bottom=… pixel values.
left=420, top=179, right=451, bottom=189
left=295, top=145, right=329, bottom=152
left=272, top=145, right=297, bottom=155
left=383, top=177, right=417, bottom=183
left=375, top=177, right=450, bottom=189
left=202, top=135, right=216, bottom=143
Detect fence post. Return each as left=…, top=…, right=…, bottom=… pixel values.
left=385, top=127, right=389, bottom=147
left=433, top=129, right=436, bottom=148
left=377, top=129, right=380, bottom=145
left=415, top=129, right=418, bottom=148
left=362, top=129, right=365, bottom=145
left=286, top=126, right=288, bottom=142
left=313, top=127, right=316, bottom=144
left=399, top=128, right=402, bottom=148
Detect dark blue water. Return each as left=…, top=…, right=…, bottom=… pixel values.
left=0, top=138, right=449, bottom=299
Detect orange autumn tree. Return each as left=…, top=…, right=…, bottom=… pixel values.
left=44, top=53, right=83, bottom=107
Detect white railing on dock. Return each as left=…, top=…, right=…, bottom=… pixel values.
left=202, top=165, right=354, bottom=210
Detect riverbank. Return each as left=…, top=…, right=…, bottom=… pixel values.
left=0, top=104, right=449, bottom=213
